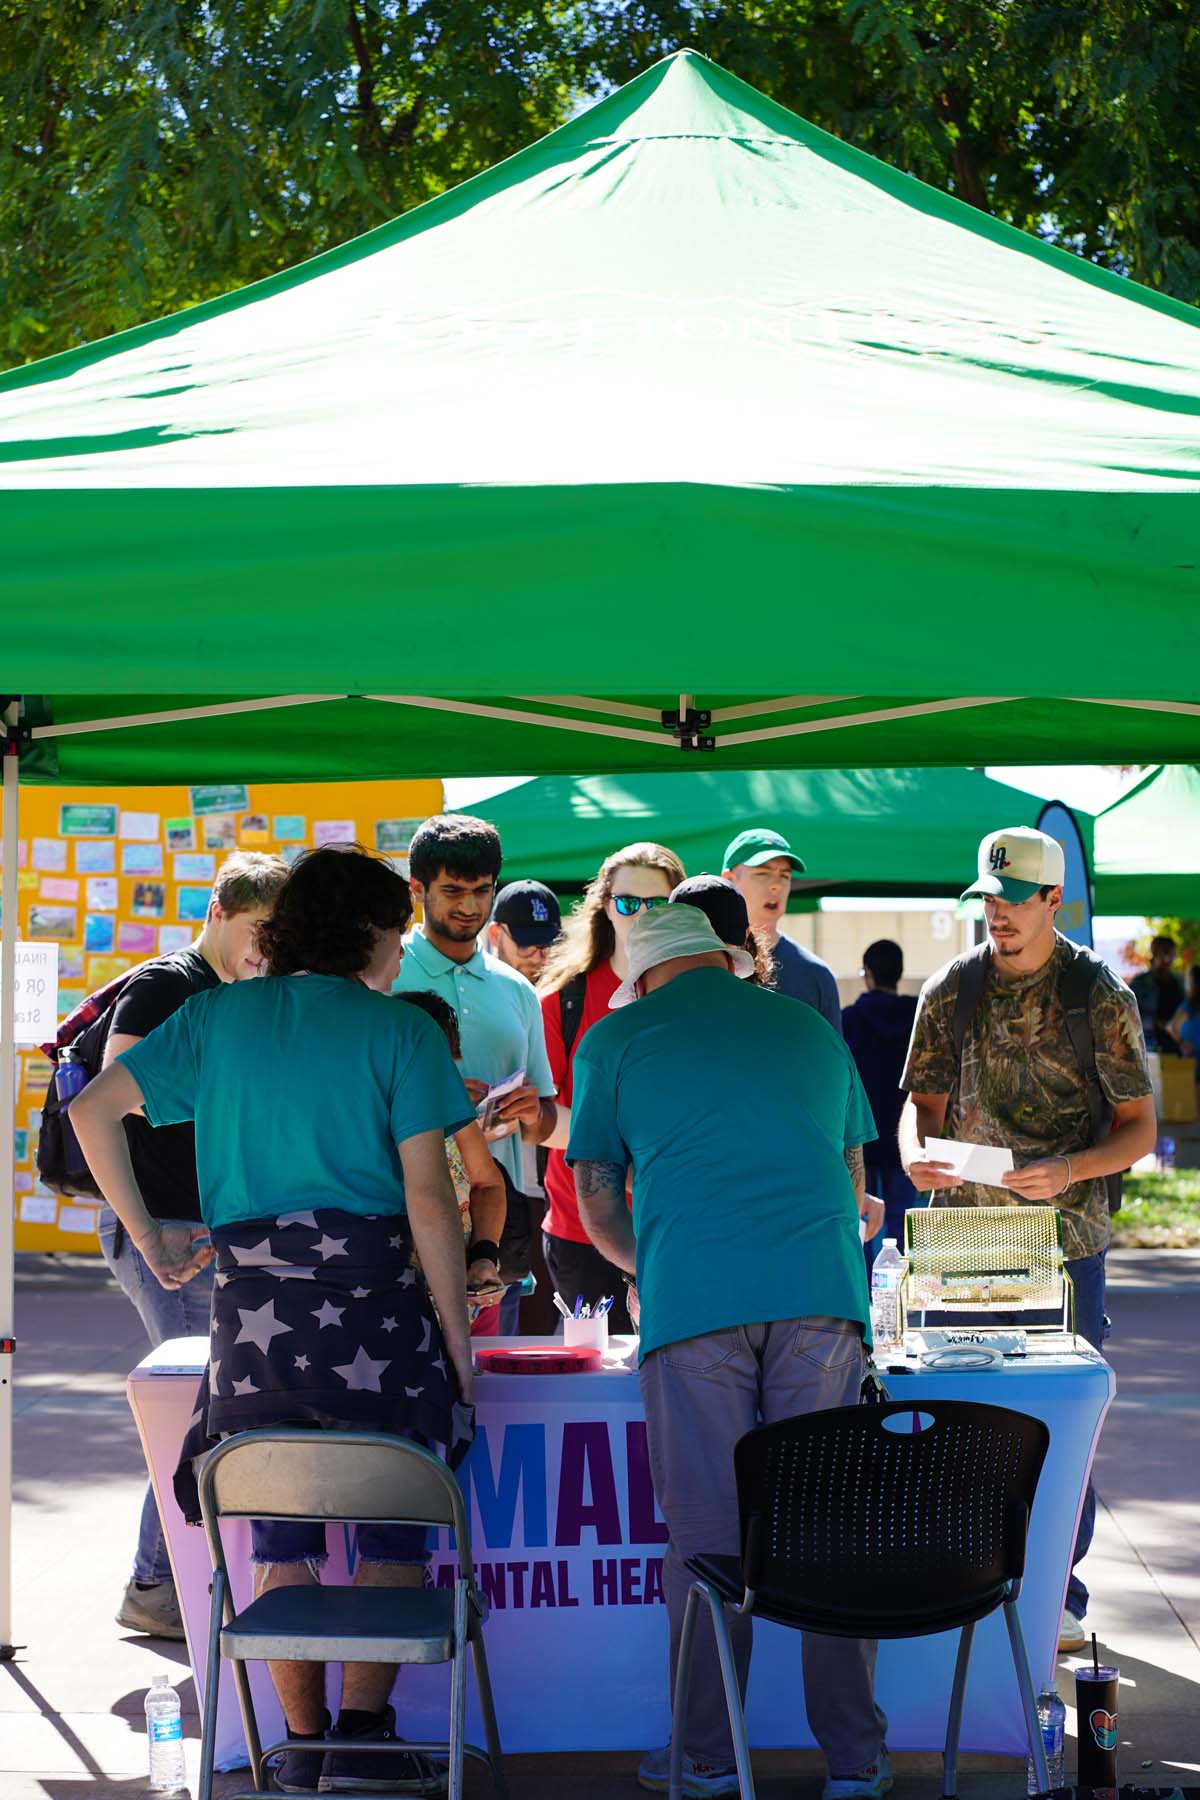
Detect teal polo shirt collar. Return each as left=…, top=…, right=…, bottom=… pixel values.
left=405, top=930, right=487, bottom=982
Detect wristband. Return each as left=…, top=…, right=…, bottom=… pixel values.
left=467, top=1239, right=501, bottom=1267
left=1057, top=1155, right=1073, bottom=1196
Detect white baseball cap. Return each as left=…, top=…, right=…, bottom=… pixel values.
left=609, top=904, right=755, bottom=1008
left=961, top=827, right=1066, bottom=903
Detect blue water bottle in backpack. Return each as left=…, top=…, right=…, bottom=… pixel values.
left=52, top=1048, right=90, bottom=1175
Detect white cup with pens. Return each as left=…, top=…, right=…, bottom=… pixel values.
left=555, top=1291, right=612, bottom=1355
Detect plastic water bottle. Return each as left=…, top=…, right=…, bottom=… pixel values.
left=1159, top=1135, right=1176, bottom=1171
left=870, top=1239, right=906, bottom=1349
left=53, top=1049, right=90, bottom=1174
left=1026, top=1682, right=1066, bottom=1793
left=145, top=1671, right=187, bottom=1794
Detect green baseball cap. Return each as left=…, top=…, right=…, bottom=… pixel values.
left=721, top=827, right=806, bottom=874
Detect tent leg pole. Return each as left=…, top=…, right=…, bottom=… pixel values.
left=0, top=701, right=20, bottom=1657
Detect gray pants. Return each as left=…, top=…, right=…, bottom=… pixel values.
left=639, top=1317, right=887, bottom=1773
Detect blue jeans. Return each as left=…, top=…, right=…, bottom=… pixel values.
left=863, top=1164, right=919, bottom=1275
left=98, top=1204, right=215, bottom=1584
left=1065, top=1249, right=1108, bottom=1619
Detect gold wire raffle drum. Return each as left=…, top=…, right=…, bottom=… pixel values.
left=902, top=1206, right=1073, bottom=1335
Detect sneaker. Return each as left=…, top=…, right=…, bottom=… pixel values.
left=637, top=1744, right=741, bottom=1796
left=318, top=1705, right=446, bottom=1794
left=271, top=1718, right=330, bottom=1795
left=115, top=1576, right=185, bottom=1641
left=1058, top=1608, right=1086, bottom=1653
left=822, top=1748, right=893, bottom=1800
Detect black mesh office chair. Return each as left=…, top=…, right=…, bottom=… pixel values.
left=670, top=1399, right=1051, bottom=1800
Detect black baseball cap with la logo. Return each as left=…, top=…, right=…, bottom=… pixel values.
left=492, top=879, right=562, bottom=946
left=961, top=827, right=1066, bottom=903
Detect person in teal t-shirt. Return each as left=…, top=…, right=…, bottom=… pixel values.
left=567, top=905, right=888, bottom=1800
left=73, top=846, right=477, bottom=1795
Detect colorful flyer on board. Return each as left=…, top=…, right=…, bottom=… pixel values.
left=375, top=819, right=423, bottom=854
left=59, top=947, right=85, bottom=982
left=18, top=870, right=38, bottom=891
left=314, top=820, right=355, bottom=847
left=32, top=838, right=68, bottom=873
left=165, top=817, right=197, bottom=852
left=117, top=921, right=158, bottom=955
left=131, top=881, right=166, bottom=920
left=87, top=955, right=132, bottom=986
left=118, top=811, right=160, bottom=841
left=190, top=784, right=250, bottom=816
left=273, top=815, right=306, bottom=841
left=281, top=845, right=307, bottom=867
left=84, top=914, right=115, bottom=953
left=14, top=1130, right=28, bottom=1163
left=27, top=905, right=76, bottom=940
left=75, top=839, right=116, bottom=873
left=19, top=1195, right=58, bottom=1226
left=121, top=842, right=164, bottom=877
left=40, top=877, right=79, bottom=902
left=60, top=803, right=118, bottom=837
left=158, top=926, right=195, bottom=953
left=174, top=853, right=216, bottom=884
left=239, top=813, right=269, bottom=844
left=202, top=814, right=237, bottom=850
left=177, top=886, right=211, bottom=922
left=86, top=878, right=118, bottom=911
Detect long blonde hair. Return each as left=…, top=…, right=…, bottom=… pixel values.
left=537, top=841, right=686, bottom=996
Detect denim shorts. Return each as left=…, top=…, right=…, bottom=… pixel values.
left=249, top=1518, right=431, bottom=1568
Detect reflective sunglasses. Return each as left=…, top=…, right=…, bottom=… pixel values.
left=612, top=894, right=671, bottom=917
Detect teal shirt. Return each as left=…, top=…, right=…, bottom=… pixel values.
left=119, top=974, right=473, bottom=1230
left=395, top=930, right=556, bottom=1189
left=567, top=968, right=875, bottom=1361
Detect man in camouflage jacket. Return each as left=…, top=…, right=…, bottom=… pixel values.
left=899, top=826, right=1156, bottom=1654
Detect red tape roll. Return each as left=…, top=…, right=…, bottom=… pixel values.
left=474, top=1345, right=602, bottom=1375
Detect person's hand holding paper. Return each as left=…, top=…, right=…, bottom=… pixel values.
left=923, top=1136, right=1015, bottom=1190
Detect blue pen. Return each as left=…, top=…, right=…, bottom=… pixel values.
left=573, top=1294, right=583, bottom=1319
left=595, top=1295, right=614, bottom=1318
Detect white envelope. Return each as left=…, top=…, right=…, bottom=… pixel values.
left=925, top=1136, right=1014, bottom=1189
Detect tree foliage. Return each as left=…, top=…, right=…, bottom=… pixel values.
left=3, top=1, right=1199, bottom=370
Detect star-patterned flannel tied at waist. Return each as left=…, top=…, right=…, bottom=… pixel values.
left=173, top=1207, right=474, bottom=1523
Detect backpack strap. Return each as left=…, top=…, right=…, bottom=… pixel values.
left=559, top=972, right=587, bottom=1063
left=1058, top=942, right=1123, bottom=1215
left=950, top=941, right=993, bottom=1079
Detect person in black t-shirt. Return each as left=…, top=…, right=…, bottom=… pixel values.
left=100, top=850, right=286, bottom=1640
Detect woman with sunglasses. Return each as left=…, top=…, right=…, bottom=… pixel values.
left=536, top=841, right=685, bottom=1331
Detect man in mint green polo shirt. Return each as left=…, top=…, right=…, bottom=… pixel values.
left=396, top=816, right=557, bottom=1329
left=568, top=906, right=887, bottom=1800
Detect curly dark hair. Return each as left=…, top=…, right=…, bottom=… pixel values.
left=408, top=813, right=502, bottom=886
left=395, top=989, right=462, bottom=1061
left=258, top=846, right=413, bottom=979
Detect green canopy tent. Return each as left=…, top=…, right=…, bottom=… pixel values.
left=1094, top=765, right=1200, bottom=917
left=2, top=44, right=1200, bottom=1651
left=455, top=766, right=1084, bottom=895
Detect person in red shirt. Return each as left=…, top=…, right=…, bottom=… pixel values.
left=537, top=840, right=685, bottom=1332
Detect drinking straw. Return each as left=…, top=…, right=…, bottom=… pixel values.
left=1091, top=1631, right=1100, bottom=1677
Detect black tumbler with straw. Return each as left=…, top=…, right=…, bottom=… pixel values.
left=1075, top=1632, right=1119, bottom=1797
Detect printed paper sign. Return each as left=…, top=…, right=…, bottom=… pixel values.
left=0, top=942, right=59, bottom=1043
left=190, top=784, right=250, bottom=816
left=19, top=1194, right=58, bottom=1226
left=202, top=815, right=237, bottom=850
left=14, top=1129, right=28, bottom=1163
left=59, top=948, right=85, bottom=982
left=119, top=810, right=160, bottom=841
left=75, top=840, right=116, bottom=873
left=121, top=843, right=164, bottom=877
left=314, top=820, right=355, bottom=847
left=376, top=819, right=423, bottom=854
left=273, top=815, right=306, bottom=841
left=86, top=878, right=118, bottom=911
left=131, top=881, right=166, bottom=920
left=239, top=813, right=269, bottom=843
left=58, top=1204, right=99, bottom=1236
left=18, top=870, right=38, bottom=891
left=158, top=926, right=195, bottom=953
left=27, top=905, right=76, bottom=941
left=60, top=803, right=117, bottom=837
left=165, top=817, right=197, bottom=852
left=32, top=838, right=68, bottom=873
left=177, top=886, right=211, bottom=923
left=40, top=877, right=79, bottom=902
left=84, top=915, right=115, bottom=954
left=118, top=921, right=158, bottom=955
left=88, top=955, right=132, bottom=986
left=173, top=853, right=215, bottom=884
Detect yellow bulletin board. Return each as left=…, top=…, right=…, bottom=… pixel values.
left=8, top=777, right=441, bottom=1255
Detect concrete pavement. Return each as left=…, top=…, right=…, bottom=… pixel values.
left=2, top=1250, right=1197, bottom=1799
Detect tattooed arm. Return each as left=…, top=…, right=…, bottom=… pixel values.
left=574, top=1158, right=636, bottom=1274
left=846, top=1143, right=886, bottom=1240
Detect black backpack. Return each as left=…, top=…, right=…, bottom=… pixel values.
left=533, top=973, right=586, bottom=1190
left=949, top=940, right=1123, bottom=1214
left=36, top=1002, right=122, bottom=1199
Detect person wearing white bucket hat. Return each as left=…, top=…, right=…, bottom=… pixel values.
left=568, top=905, right=887, bottom=1800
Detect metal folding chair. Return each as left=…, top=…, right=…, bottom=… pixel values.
left=670, top=1399, right=1051, bottom=1800
left=196, top=1426, right=507, bottom=1800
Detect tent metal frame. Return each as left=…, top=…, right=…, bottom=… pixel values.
left=0, top=679, right=1190, bottom=1652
